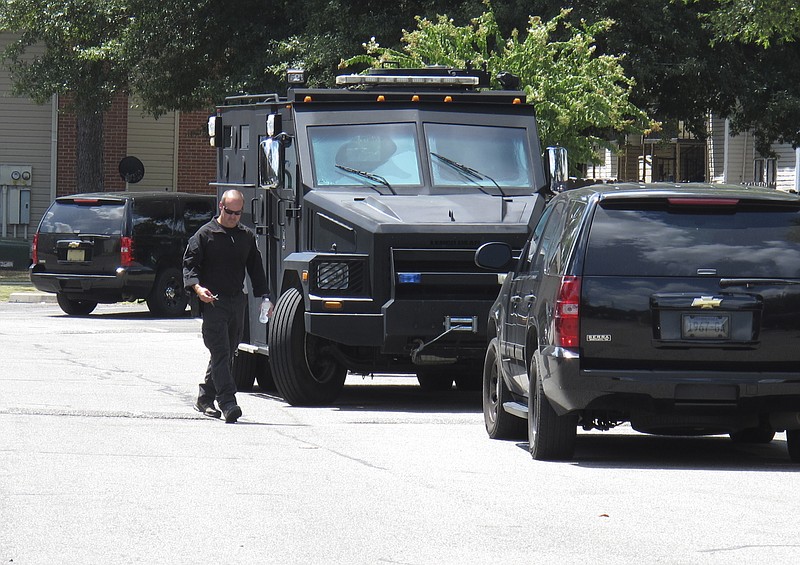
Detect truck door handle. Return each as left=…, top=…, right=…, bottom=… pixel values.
left=524, top=294, right=536, bottom=303
left=510, top=295, right=522, bottom=305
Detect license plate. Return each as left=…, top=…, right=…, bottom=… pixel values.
left=66, top=249, right=85, bottom=262
left=681, top=314, right=730, bottom=339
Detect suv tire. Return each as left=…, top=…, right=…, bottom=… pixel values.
left=787, top=429, right=800, bottom=463
left=528, top=356, right=577, bottom=461
left=146, top=267, right=187, bottom=317
left=730, top=427, right=776, bottom=444
left=483, top=338, right=526, bottom=439
left=416, top=368, right=454, bottom=391
left=56, top=294, right=97, bottom=316
left=268, top=287, right=346, bottom=405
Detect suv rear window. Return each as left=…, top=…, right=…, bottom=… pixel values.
left=39, top=201, right=125, bottom=235
left=584, top=201, right=800, bottom=278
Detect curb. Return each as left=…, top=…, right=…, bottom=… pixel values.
left=9, top=292, right=57, bottom=304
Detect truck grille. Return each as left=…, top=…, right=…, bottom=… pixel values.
left=392, top=248, right=504, bottom=300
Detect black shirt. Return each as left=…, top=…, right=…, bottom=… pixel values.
left=183, top=218, right=268, bottom=297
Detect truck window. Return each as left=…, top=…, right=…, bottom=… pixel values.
left=308, top=123, right=421, bottom=187
left=425, top=123, right=534, bottom=188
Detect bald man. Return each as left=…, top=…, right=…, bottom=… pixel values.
left=183, top=190, right=269, bottom=422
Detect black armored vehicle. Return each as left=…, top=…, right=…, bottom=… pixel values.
left=211, top=67, right=561, bottom=405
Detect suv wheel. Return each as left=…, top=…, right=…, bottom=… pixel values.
left=483, top=338, right=526, bottom=439
left=268, top=287, right=346, bottom=405
left=416, top=368, right=454, bottom=391
left=56, top=294, right=97, bottom=316
left=146, top=267, right=187, bottom=317
left=730, top=427, right=776, bottom=444
left=528, top=357, right=577, bottom=461
left=787, top=430, right=800, bottom=463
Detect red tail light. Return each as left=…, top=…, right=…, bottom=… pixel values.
left=32, top=232, right=39, bottom=264
left=120, top=236, right=133, bottom=266
left=555, top=275, right=581, bottom=348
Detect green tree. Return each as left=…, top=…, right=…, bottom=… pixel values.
left=343, top=8, right=653, bottom=165
left=697, top=0, right=800, bottom=47
left=0, top=0, right=132, bottom=190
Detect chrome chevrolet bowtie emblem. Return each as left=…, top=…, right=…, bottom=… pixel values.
left=68, top=241, right=80, bottom=249
left=692, top=296, right=722, bottom=309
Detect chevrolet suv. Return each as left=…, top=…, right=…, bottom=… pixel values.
left=31, top=192, right=216, bottom=316
left=475, top=183, right=800, bottom=462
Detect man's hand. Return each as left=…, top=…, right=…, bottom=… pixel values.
left=194, top=284, right=217, bottom=304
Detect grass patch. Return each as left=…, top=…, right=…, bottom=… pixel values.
left=0, top=285, right=37, bottom=302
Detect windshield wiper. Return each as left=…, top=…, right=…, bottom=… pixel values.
left=335, top=164, right=397, bottom=195
left=719, top=278, right=800, bottom=288
left=430, top=152, right=507, bottom=198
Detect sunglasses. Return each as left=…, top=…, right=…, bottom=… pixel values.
left=223, top=206, right=243, bottom=216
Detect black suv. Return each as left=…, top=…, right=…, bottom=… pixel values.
left=31, top=192, right=216, bottom=316
left=475, top=182, right=800, bottom=462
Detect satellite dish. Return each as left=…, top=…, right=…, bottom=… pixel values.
left=119, top=156, right=145, bottom=184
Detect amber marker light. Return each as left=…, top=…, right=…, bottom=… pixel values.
left=324, top=301, right=343, bottom=310
left=512, top=98, right=522, bottom=104
left=411, top=95, right=420, bottom=102
left=377, top=95, right=385, bottom=102
left=302, top=270, right=309, bottom=282
left=444, top=96, right=453, bottom=102
left=304, top=96, right=313, bottom=103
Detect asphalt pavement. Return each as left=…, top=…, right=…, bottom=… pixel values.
left=2, top=301, right=800, bottom=565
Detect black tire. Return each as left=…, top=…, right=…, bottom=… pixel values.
left=454, top=367, right=483, bottom=391
left=56, top=293, right=97, bottom=316
left=231, top=349, right=257, bottom=391
left=268, top=287, right=346, bottom=406
left=787, top=429, right=800, bottom=463
left=730, top=427, right=776, bottom=444
left=528, top=357, right=577, bottom=461
left=483, top=338, right=527, bottom=440
left=416, top=368, right=454, bottom=391
left=146, top=267, right=187, bottom=317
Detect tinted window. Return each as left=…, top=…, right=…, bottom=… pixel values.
left=584, top=203, right=800, bottom=277
left=39, top=201, right=125, bottom=235
left=547, top=200, right=586, bottom=274
left=530, top=200, right=566, bottom=276
left=183, top=199, right=215, bottom=236
left=132, top=200, right=175, bottom=237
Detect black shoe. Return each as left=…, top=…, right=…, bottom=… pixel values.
left=223, top=405, right=242, bottom=423
left=194, top=401, right=221, bottom=419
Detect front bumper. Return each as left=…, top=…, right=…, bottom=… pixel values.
left=305, top=297, right=491, bottom=357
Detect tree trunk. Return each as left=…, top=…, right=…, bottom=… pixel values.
left=76, top=110, right=105, bottom=192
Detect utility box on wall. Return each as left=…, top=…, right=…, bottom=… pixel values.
left=0, top=165, right=33, bottom=187
left=6, top=188, right=31, bottom=224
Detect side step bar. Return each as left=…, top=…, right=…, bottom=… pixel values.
left=503, top=401, right=528, bottom=419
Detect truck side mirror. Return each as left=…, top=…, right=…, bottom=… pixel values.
left=259, top=137, right=285, bottom=189
left=546, top=146, right=569, bottom=193
left=475, top=242, right=513, bottom=271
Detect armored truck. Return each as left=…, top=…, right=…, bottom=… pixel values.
left=210, top=67, right=561, bottom=405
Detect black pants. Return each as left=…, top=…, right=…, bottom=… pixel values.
left=198, top=293, right=246, bottom=411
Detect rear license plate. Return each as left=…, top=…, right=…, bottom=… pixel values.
left=681, top=314, right=730, bottom=339
left=66, top=249, right=85, bottom=262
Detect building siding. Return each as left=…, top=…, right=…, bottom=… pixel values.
left=0, top=34, right=53, bottom=239
left=127, top=104, right=177, bottom=191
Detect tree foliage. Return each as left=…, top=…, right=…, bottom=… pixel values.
left=697, top=0, right=800, bottom=47
left=342, top=8, right=653, bottom=165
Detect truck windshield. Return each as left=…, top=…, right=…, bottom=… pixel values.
left=425, top=123, right=534, bottom=188
left=309, top=123, right=422, bottom=188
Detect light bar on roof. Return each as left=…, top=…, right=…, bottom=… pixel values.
left=335, top=74, right=480, bottom=87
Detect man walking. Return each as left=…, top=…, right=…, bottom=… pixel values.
left=183, top=189, right=269, bottom=423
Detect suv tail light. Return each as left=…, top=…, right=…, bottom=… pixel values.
left=32, top=232, right=39, bottom=264
left=120, top=236, right=133, bottom=266
left=555, top=275, right=581, bottom=348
